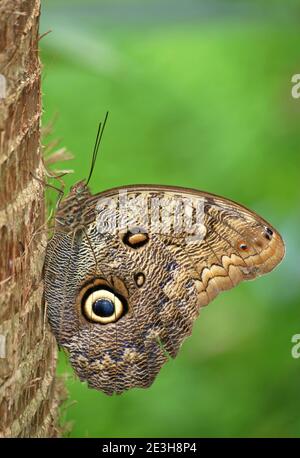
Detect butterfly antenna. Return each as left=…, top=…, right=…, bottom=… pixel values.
left=86, top=111, right=109, bottom=186
left=86, top=121, right=101, bottom=185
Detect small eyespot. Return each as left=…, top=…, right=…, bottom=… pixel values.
left=83, top=289, right=124, bottom=324
left=134, top=272, right=145, bottom=287
left=264, top=227, right=273, bottom=240
left=122, top=228, right=149, bottom=249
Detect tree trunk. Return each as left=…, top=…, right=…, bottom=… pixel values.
left=0, top=0, right=62, bottom=438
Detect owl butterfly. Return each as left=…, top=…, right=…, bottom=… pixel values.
left=44, top=113, right=285, bottom=395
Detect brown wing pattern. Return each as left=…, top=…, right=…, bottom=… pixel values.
left=179, top=195, right=285, bottom=307
left=44, top=184, right=285, bottom=395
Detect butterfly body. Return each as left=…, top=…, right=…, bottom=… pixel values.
left=45, top=183, right=285, bottom=395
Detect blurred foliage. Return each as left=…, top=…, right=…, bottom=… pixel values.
left=40, top=0, right=300, bottom=438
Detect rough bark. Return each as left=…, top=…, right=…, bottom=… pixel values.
left=0, top=0, right=61, bottom=438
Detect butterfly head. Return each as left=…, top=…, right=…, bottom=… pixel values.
left=54, top=180, right=93, bottom=230
left=70, top=179, right=91, bottom=197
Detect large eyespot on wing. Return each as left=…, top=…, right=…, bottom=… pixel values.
left=67, top=233, right=201, bottom=396
left=82, top=289, right=124, bottom=324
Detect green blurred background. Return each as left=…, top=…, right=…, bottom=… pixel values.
left=40, top=0, right=300, bottom=438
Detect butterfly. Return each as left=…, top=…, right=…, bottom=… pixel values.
left=44, top=113, right=285, bottom=395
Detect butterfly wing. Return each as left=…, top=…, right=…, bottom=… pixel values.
left=45, top=185, right=285, bottom=395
